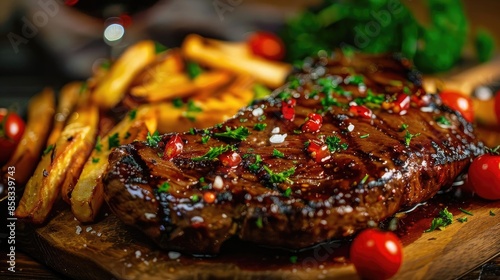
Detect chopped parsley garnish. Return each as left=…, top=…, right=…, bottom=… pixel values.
left=79, top=82, right=88, bottom=95
left=403, top=87, right=411, bottom=94
left=277, top=91, right=292, bottom=101
left=199, top=177, right=205, bottom=183
left=214, top=126, right=249, bottom=141
left=288, top=76, right=301, bottom=89
left=346, top=75, right=364, bottom=85
left=189, top=128, right=196, bottom=135
left=293, top=129, right=302, bottom=134
left=459, top=208, right=473, bottom=216
left=254, top=123, right=267, bottom=131
left=186, top=61, right=203, bottom=79
left=201, top=135, right=210, bottom=144
left=173, top=98, right=184, bottom=108
left=457, top=217, right=468, bottom=223
left=425, top=208, right=453, bottom=232
left=436, top=116, right=451, bottom=126
left=360, top=174, right=369, bottom=184
left=360, top=134, right=370, bottom=139
left=263, top=165, right=295, bottom=184
left=258, top=115, right=266, bottom=121
left=184, top=100, right=203, bottom=121
left=354, top=90, right=386, bottom=108
left=128, top=109, right=137, bottom=120
left=256, top=217, right=263, bottom=228
left=239, top=118, right=248, bottom=123
left=249, top=154, right=263, bottom=172
left=146, top=131, right=162, bottom=147
left=192, top=145, right=233, bottom=161
left=400, top=124, right=409, bottom=131
left=190, top=194, right=200, bottom=203
left=43, top=144, right=54, bottom=156
left=100, top=60, right=111, bottom=70
left=108, top=133, right=120, bottom=150
left=94, top=136, right=103, bottom=152
left=272, top=149, right=285, bottom=158
left=289, top=256, right=298, bottom=264
left=283, top=187, right=292, bottom=197
left=325, top=136, right=348, bottom=153
left=158, top=182, right=170, bottom=193
left=154, top=41, right=167, bottom=54
left=253, top=83, right=271, bottom=100
left=91, top=157, right=100, bottom=164
left=490, top=210, right=496, bottom=216
left=400, top=124, right=420, bottom=146
left=124, top=131, right=131, bottom=140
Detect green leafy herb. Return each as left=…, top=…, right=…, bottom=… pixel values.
left=124, top=131, right=131, bottom=140
left=435, top=116, right=451, bottom=126
left=189, top=128, right=196, bottom=135
left=457, top=217, right=468, bottom=223
left=183, top=100, right=203, bottom=121
left=360, top=134, right=369, bottom=139
left=158, top=182, right=170, bottom=193
left=91, top=157, right=100, bottom=164
left=354, top=90, right=386, bottom=108
left=400, top=124, right=409, bottom=131
left=173, top=98, right=184, bottom=108
left=214, top=126, right=249, bottom=141
left=403, top=87, right=411, bottom=94
left=256, top=217, right=263, bottom=229
left=199, top=177, right=205, bottom=183
left=346, top=75, right=364, bottom=85
left=108, top=133, right=120, bottom=150
left=490, top=210, right=496, bottom=216
left=253, top=83, right=272, bottom=100
left=240, top=118, right=248, bottom=123
left=283, top=187, right=292, bottom=197
left=192, top=145, right=233, bottom=161
left=325, top=136, right=348, bottom=153
left=94, top=136, right=102, bottom=152
left=201, top=135, right=210, bottom=144
left=146, top=131, right=162, bottom=147
left=459, top=208, right=473, bottom=216
left=190, top=194, right=200, bottom=203
left=254, top=123, right=267, bottom=131
left=43, top=144, right=54, bottom=156
left=288, top=76, right=301, bottom=89
left=154, top=41, right=167, bottom=54
left=79, top=82, right=88, bottom=95
left=258, top=115, right=266, bottom=121
left=425, top=208, right=453, bottom=232
left=263, top=165, right=295, bottom=184
left=404, top=130, right=421, bottom=146
left=100, top=60, right=111, bottom=70
left=272, top=149, right=285, bottom=158
left=289, top=256, right=298, bottom=264
left=277, top=91, right=292, bottom=101
left=360, top=174, right=369, bottom=184
left=128, top=109, right=137, bottom=120
left=249, top=154, right=263, bottom=172
left=186, top=61, right=203, bottom=79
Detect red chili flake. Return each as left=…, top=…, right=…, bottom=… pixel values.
left=393, top=93, right=410, bottom=115
left=302, top=113, right=323, bottom=133
left=307, top=140, right=331, bottom=163
left=349, top=105, right=372, bottom=119
left=164, top=135, right=183, bottom=160
left=281, top=99, right=296, bottom=121
left=219, top=151, right=242, bottom=168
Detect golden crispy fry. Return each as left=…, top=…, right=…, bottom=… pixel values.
left=1, top=88, right=55, bottom=187
left=15, top=105, right=99, bottom=224
left=92, top=40, right=156, bottom=110
left=156, top=74, right=255, bottom=133
left=71, top=106, right=157, bottom=222
left=46, top=82, right=82, bottom=146
left=131, top=49, right=184, bottom=87
left=130, top=70, right=233, bottom=102
left=182, top=34, right=291, bottom=88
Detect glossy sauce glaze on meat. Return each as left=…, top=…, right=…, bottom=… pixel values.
left=103, top=52, right=484, bottom=255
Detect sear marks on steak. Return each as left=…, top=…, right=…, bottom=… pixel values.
left=103, top=52, right=484, bottom=255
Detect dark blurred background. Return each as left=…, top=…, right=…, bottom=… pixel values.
left=0, top=0, right=499, bottom=114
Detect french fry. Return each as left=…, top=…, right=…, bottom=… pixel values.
left=46, top=82, right=82, bottom=146
left=1, top=88, right=55, bottom=187
left=71, top=105, right=158, bottom=222
left=130, top=49, right=184, bottom=87
left=182, top=34, right=291, bottom=88
left=92, top=40, right=156, bottom=110
left=15, top=105, right=99, bottom=224
left=156, top=74, right=255, bottom=133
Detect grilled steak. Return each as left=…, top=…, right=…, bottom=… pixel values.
left=103, top=52, right=483, bottom=255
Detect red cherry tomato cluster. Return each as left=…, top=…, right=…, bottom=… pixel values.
left=0, top=109, right=26, bottom=164
left=307, top=139, right=330, bottom=163
left=392, top=93, right=411, bottom=115
left=349, top=105, right=372, bottom=119
left=438, top=90, right=474, bottom=123
left=350, top=229, right=403, bottom=280
left=247, top=31, right=285, bottom=61
left=163, top=134, right=183, bottom=160
left=302, top=113, right=323, bottom=133
left=281, top=99, right=296, bottom=121
left=219, top=151, right=242, bottom=168
left=468, top=153, right=500, bottom=200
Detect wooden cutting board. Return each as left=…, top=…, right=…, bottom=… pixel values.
left=17, top=195, right=500, bottom=280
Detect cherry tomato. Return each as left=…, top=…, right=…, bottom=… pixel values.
left=219, top=151, right=242, bottom=168
left=163, top=134, right=183, bottom=160
left=307, top=140, right=330, bottom=163
left=349, top=105, right=372, bottom=119
left=281, top=99, right=296, bottom=121
left=302, top=113, right=323, bottom=133
left=350, top=228, right=403, bottom=280
left=468, top=154, right=500, bottom=200
left=248, top=31, right=285, bottom=61
left=0, top=109, right=25, bottom=164
left=439, top=90, right=474, bottom=123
